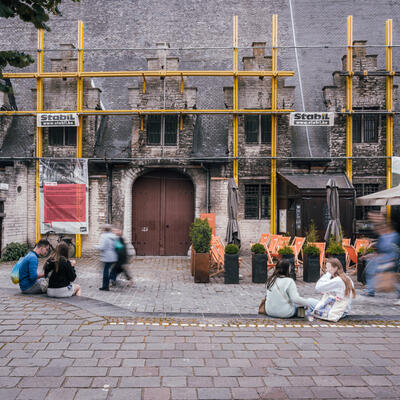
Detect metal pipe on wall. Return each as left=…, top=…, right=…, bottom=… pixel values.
left=106, top=163, right=113, bottom=225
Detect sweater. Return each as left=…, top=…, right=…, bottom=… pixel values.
left=315, top=272, right=354, bottom=313
left=265, top=277, right=310, bottom=318
left=19, top=251, right=39, bottom=291
left=44, top=258, right=76, bottom=289
left=96, top=232, right=118, bottom=262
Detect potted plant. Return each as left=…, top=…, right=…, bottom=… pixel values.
left=326, top=236, right=346, bottom=272
left=251, top=243, right=268, bottom=283
left=357, top=246, right=374, bottom=284
left=189, top=218, right=212, bottom=283
left=224, top=244, right=239, bottom=284
left=278, top=245, right=296, bottom=280
left=303, top=221, right=321, bottom=282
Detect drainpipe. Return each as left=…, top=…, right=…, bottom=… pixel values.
left=106, top=163, right=113, bottom=224
left=201, top=162, right=210, bottom=213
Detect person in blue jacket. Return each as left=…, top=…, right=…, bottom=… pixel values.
left=19, top=240, right=51, bottom=294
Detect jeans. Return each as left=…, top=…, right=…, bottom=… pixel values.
left=102, top=262, right=114, bottom=289
left=365, top=258, right=379, bottom=295
left=110, top=262, right=132, bottom=282
left=305, top=298, right=319, bottom=317
left=21, top=278, right=46, bottom=294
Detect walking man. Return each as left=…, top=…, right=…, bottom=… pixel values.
left=97, top=224, right=118, bottom=291
left=19, top=239, right=51, bottom=294
left=110, top=227, right=133, bottom=286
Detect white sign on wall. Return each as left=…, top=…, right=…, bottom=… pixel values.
left=37, top=113, right=79, bottom=127
left=279, top=209, right=287, bottom=233
left=289, top=112, right=334, bottom=126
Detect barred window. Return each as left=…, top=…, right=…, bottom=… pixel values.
left=245, top=184, right=270, bottom=219
left=354, top=183, right=380, bottom=220
left=245, top=115, right=271, bottom=144
left=49, top=127, right=77, bottom=146
left=353, top=110, right=379, bottom=143
left=147, top=115, right=178, bottom=146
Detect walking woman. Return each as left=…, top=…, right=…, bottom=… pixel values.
left=45, top=242, right=81, bottom=298
left=265, top=260, right=317, bottom=318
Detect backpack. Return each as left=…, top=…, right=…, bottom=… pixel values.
left=10, top=256, right=26, bottom=284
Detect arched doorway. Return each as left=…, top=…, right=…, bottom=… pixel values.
left=132, top=170, right=195, bottom=256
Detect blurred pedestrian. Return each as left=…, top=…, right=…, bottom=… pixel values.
left=110, top=228, right=133, bottom=286
left=96, top=224, right=118, bottom=291
left=362, top=211, right=400, bottom=298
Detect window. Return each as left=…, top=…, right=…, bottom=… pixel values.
left=245, top=115, right=271, bottom=144
left=147, top=114, right=178, bottom=146
left=354, top=183, right=380, bottom=220
left=352, top=109, right=379, bottom=143
left=245, top=184, right=270, bottom=219
left=49, top=127, right=77, bottom=146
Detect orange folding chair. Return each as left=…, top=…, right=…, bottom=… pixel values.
left=309, top=242, right=326, bottom=271
left=355, top=238, right=371, bottom=253
left=344, top=244, right=358, bottom=269
left=342, top=238, right=351, bottom=247
left=290, top=237, right=306, bottom=266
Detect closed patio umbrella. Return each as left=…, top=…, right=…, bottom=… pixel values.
left=226, top=178, right=241, bottom=247
left=324, top=178, right=342, bottom=242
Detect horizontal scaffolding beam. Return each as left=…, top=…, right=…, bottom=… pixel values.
left=2, top=70, right=294, bottom=79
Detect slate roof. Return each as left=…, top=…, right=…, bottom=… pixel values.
left=0, top=0, right=399, bottom=159
left=280, top=173, right=353, bottom=190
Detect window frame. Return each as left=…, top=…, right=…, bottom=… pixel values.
left=48, top=126, right=77, bottom=146
left=354, top=183, right=380, bottom=220
left=352, top=108, right=379, bottom=144
left=146, top=114, right=178, bottom=147
left=244, top=183, right=270, bottom=220
left=244, top=114, right=271, bottom=145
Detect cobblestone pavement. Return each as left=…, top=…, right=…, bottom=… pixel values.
left=0, top=256, right=399, bottom=317
left=1, top=290, right=400, bottom=399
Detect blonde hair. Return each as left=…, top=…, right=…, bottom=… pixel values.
left=326, top=257, right=356, bottom=298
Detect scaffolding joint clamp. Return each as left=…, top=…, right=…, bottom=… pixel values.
left=390, top=71, right=396, bottom=76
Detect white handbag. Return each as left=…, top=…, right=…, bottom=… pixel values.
left=312, top=294, right=349, bottom=322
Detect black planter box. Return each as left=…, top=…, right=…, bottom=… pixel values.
left=357, top=259, right=367, bottom=284
left=252, top=253, right=268, bottom=283
left=303, top=253, right=320, bottom=282
left=224, top=254, right=239, bottom=284
left=327, top=253, right=346, bottom=272
left=281, top=254, right=296, bottom=280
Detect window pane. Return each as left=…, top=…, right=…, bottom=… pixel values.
left=164, top=115, right=178, bottom=146
left=147, top=115, right=161, bottom=144
left=49, top=127, right=64, bottom=145
left=65, top=127, right=77, bottom=146
left=245, top=115, right=259, bottom=143
left=364, top=114, right=378, bottom=143
left=352, top=114, right=361, bottom=143
left=260, top=115, right=271, bottom=144
left=355, top=183, right=379, bottom=220
left=245, top=185, right=259, bottom=219
left=260, top=185, right=270, bottom=218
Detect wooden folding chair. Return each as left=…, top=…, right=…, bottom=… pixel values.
left=344, top=244, right=358, bottom=270
left=342, top=238, right=351, bottom=247
left=250, top=233, right=270, bottom=251
left=290, top=237, right=305, bottom=266
left=270, top=235, right=289, bottom=259
left=210, top=236, right=225, bottom=277
left=354, top=238, right=371, bottom=253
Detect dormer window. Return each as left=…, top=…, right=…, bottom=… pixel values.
left=147, top=115, right=178, bottom=146
left=49, top=127, right=77, bottom=146
left=245, top=115, right=271, bottom=144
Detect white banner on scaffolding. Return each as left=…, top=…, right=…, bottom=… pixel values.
left=289, top=112, right=334, bottom=126
left=37, top=113, right=79, bottom=127
left=39, top=159, right=89, bottom=234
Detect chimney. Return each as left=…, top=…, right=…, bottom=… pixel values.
left=252, top=42, right=266, bottom=58
left=156, top=42, right=170, bottom=69
left=59, top=43, right=76, bottom=60
left=353, top=40, right=367, bottom=58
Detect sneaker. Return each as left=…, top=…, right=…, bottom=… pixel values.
left=110, top=280, right=116, bottom=287
left=394, top=299, right=400, bottom=306
left=361, top=290, right=375, bottom=297
left=99, top=287, right=109, bottom=291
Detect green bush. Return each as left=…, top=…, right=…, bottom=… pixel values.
left=1, top=242, right=29, bottom=262
left=225, top=244, right=239, bottom=254
left=278, top=245, right=294, bottom=256
left=251, top=243, right=266, bottom=254
left=189, top=218, right=212, bottom=253
left=326, top=236, right=345, bottom=255
left=306, top=220, right=319, bottom=243
left=358, top=246, right=375, bottom=256
left=303, top=244, right=321, bottom=256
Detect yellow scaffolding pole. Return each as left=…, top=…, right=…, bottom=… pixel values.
left=270, top=14, right=278, bottom=235
left=35, top=29, right=44, bottom=243
left=75, top=20, right=84, bottom=258
left=386, top=19, right=393, bottom=217
left=346, top=16, right=353, bottom=182
left=233, top=15, right=239, bottom=185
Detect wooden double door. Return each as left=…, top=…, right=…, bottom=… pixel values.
left=132, top=170, right=194, bottom=256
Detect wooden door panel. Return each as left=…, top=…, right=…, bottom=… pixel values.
left=132, top=176, right=161, bottom=255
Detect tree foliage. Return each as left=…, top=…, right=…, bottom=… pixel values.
left=0, top=0, right=80, bottom=92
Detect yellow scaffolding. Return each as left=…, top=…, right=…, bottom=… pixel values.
left=345, top=15, right=353, bottom=183
left=386, top=19, right=393, bottom=217
left=2, top=16, right=294, bottom=252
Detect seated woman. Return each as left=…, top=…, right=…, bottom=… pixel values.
left=265, top=260, right=317, bottom=318
left=44, top=242, right=81, bottom=298
left=309, top=257, right=356, bottom=319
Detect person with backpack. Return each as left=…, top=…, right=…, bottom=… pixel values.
left=19, top=240, right=51, bottom=294
left=96, top=224, right=118, bottom=291
left=265, top=260, right=318, bottom=318
left=44, top=242, right=81, bottom=298
left=110, top=228, right=133, bottom=286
